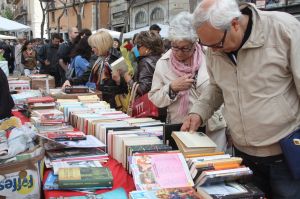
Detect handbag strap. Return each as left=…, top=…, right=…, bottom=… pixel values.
left=127, top=82, right=139, bottom=113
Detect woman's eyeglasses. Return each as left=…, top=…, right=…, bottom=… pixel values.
left=198, top=30, right=227, bottom=49
left=171, top=44, right=195, bottom=53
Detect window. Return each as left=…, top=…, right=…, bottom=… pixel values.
left=51, top=12, right=55, bottom=23
left=135, top=11, right=147, bottom=28
left=150, top=7, right=164, bottom=23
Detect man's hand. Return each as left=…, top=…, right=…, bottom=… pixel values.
left=181, top=113, right=202, bottom=132
left=45, top=60, right=50, bottom=66
left=62, top=80, right=71, bottom=88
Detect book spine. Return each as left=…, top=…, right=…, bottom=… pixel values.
left=58, top=179, right=113, bottom=188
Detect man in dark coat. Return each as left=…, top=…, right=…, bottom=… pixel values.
left=0, top=67, right=14, bottom=120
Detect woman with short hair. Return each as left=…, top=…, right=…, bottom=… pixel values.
left=149, top=12, right=227, bottom=151
left=88, top=30, right=127, bottom=108
left=124, top=31, right=164, bottom=96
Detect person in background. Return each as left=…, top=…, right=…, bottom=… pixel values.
left=38, top=33, right=61, bottom=87
left=124, top=31, right=163, bottom=96
left=73, top=28, right=92, bottom=46
left=0, top=67, right=14, bottom=120
left=14, top=37, right=26, bottom=75
left=182, top=0, right=300, bottom=198
left=62, top=37, right=92, bottom=87
left=0, top=48, right=5, bottom=61
left=87, top=30, right=127, bottom=108
left=57, top=27, right=79, bottom=86
left=123, top=31, right=166, bottom=121
left=21, top=40, right=38, bottom=75
left=149, top=24, right=161, bottom=35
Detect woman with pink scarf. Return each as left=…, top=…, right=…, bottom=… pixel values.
left=149, top=12, right=227, bottom=151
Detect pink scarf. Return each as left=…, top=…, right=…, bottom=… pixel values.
left=170, top=43, right=202, bottom=116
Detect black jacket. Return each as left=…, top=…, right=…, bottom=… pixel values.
left=0, top=68, right=14, bottom=120
left=132, top=55, right=161, bottom=96
left=37, top=43, right=59, bottom=73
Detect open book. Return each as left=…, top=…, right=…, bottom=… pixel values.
left=171, top=131, right=217, bottom=156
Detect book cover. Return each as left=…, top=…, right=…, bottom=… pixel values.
left=46, top=148, right=106, bottom=161
left=130, top=153, right=194, bottom=190
left=130, top=187, right=202, bottom=199
left=27, top=96, right=55, bottom=104
left=196, top=167, right=253, bottom=186
left=53, top=160, right=102, bottom=175
left=58, top=167, right=113, bottom=188
left=46, top=131, right=86, bottom=141
left=197, top=182, right=265, bottom=199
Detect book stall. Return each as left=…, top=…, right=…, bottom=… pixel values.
left=0, top=77, right=266, bottom=199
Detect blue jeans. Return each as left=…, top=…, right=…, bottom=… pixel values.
left=234, top=148, right=300, bottom=199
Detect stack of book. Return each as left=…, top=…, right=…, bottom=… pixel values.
left=25, top=96, right=56, bottom=116
left=186, top=152, right=264, bottom=198
left=31, top=109, right=65, bottom=127
left=42, top=136, right=111, bottom=191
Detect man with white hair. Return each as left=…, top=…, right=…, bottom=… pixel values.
left=181, top=0, right=300, bottom=198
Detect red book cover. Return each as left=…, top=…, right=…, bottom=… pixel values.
left=46, top=131, right=86, bottom=141
left=27, top=96, right=55, bottom=104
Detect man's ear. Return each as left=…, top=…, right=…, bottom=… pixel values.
left=231, top=18, right=240, bottom=32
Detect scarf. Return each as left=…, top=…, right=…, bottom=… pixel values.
left=170, top=43, right=202, bottom=116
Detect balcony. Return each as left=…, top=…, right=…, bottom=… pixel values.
left=13, top=5, right=27, bottom=20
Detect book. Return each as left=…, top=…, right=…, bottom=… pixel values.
left=171, top=131, right=217, bottom=156
left=195, top=167, right=253, bottom=186
left=46, top=131, right=86, bottom=141
left=58, top=167, right=113, bottom=188
left=46, top=148, right=106, bottom=161
left=196, top=182, right=265, bottom=199
left=27, top=96, right=55, bottom=104
left=64, top=86, right=90, bottom=94
left=130, top=187, right=202, bottom=199
left=163, top=123, right=206, bottom=150
left=77, top=95, right=100, bottom=102
left=44, top=171, right=109, bottom=190
left=130, top=153, right=194, bottom=190
left=111, top=56, right=128, bottom=75
left=52, top=160, right=102, bottom=175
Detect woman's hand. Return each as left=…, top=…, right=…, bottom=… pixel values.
left=124, top=72, right=132, bottom=83
left=170, top=74, right=195, bottom=92
left=112, top=69, right=121, bottom=85
left=62, top=80, right=71, bottom=88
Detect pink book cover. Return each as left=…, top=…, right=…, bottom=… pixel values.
left=132, top=153, right=194, bottom=190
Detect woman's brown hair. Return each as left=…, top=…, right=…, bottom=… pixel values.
left=135, top=31, right=164, bottom=55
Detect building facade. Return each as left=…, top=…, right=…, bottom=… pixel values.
left=110, top=0, right=129, bottom=32
left=47, top=0, right=110, bottom=40
left=10, top=0, right=45, bottom=39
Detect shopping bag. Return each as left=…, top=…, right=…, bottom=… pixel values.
left=280, top=128, right=300, bottom=179
left=127, top=82, right=158, bottom=118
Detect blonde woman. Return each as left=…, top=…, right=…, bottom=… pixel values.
left=87, top=30, right=127, bottom=108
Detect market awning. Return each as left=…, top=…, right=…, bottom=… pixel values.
left=0, top=16, right=31, bottom=32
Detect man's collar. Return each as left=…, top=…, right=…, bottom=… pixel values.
left=239, top=3, right=265, bottom=49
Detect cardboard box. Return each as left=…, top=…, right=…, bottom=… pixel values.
left=0, top=147, right=44, bottom=199
left=29, top=75, right=55, bottom=90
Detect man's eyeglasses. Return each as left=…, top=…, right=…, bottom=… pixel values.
left=171, top=44, right=195, bottom=53
left=199, top=30, right=227, bottom=49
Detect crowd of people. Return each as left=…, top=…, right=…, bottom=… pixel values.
left=1, top=0, right=300, bottom=198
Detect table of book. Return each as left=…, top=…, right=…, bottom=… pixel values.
left=12, top=111, right=136, bottom=198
